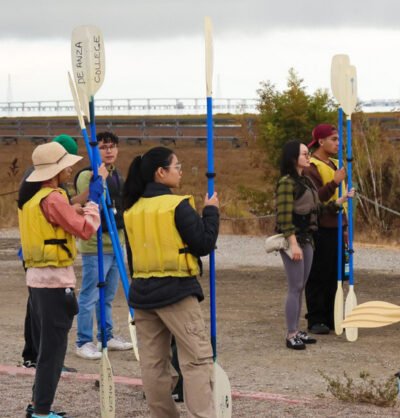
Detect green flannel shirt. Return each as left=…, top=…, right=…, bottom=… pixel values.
left=275, top=175, right=339, bottom=248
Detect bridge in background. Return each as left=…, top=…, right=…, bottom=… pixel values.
left=2, top=97, right=400, bottom=146
left=0, top=97, right=399, bottom=117
left=0, top=98, right=259, bottom=117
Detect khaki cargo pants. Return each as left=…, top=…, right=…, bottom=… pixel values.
left=135, top=296, right=215, bottom=418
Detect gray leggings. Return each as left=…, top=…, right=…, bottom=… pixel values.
left=280, top=244, right=313, bottom=334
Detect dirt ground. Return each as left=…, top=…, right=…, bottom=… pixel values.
left=1, top=235, right=400, bottom=417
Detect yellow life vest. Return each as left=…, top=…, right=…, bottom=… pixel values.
left=310, top=157, right=345, bottom=202
left=124, top=194, right=200, bottom=278
left=18, top=187, right=77, bottom=268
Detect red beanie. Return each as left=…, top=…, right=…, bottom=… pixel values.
left=308, top=124, right=338, bottom=148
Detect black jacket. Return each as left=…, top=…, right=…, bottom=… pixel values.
left=127, top=182, right=219, bottom=309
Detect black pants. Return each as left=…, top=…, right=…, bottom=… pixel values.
left=30, top=287, right=77, bottom=415
left=22, top=289, right=38, bottom=363
left=305, top=228, right=344, bottom=329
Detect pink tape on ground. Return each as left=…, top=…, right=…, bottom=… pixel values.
left=0, top=364, right=311, bottom=405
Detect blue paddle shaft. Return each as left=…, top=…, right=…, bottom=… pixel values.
left=81, top=127, right=134, bottom=321
left=346, top=117, right=354, bottom=285
left=82, top=102, right=135, bottom=340
left=207, top=97, right=214, bottom=195
left=207, top=96, right=217, bottom=360
left=337, top=108, right=343, bottom=283
left=88, top=100, right=107, bottom=349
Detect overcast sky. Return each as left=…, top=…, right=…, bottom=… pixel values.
left=1, top=0, right=400, bottom=102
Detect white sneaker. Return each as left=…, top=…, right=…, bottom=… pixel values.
left=97, top=336, right=133, bottom=351
left=76, top=342, right=102, bottom=360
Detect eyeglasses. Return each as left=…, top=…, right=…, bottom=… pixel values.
left=99, top=144, right=117, bottom=151
left=301, top=151, right=311, bottom=157
left=165, top=163, right=182, bottom=172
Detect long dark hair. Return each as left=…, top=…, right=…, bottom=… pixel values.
left=122, top=147, right=174, bottom=210
left=280, top=140, right=301, bottom=179
left=18, top=180, right=41, bottom=209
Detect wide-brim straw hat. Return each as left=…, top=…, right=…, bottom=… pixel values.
left=26, top=142, right=83, bottom=182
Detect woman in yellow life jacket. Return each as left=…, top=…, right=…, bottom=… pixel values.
left=304, top=124, right=347, bottom=335
left=18, top=142, right=103, bottom=418
left=123, top=147, right=219, bottom=418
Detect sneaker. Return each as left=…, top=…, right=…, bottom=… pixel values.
left=26, top=404, right=67, bottom=418
left=308, top=323, right=330, bottom=335
left=61, top=365, right=77, bottom=373
left=76, top=342, right=102, bottom=360
left=97, top=335, right=133, bottom=351
left=296, top=331, right=317, bottom=344
left=286, top=335, right=306, bottom=350
left=22, top=360, right=36, bottom=369
left=31, top=413, right=67, bottom=418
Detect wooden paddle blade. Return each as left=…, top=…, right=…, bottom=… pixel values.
left=213, top=362, right=232, bottom=417
left=67, top=72, right=85, bottom=130
left=204, top=16, right=214, bottom=97
left=71, top=25, right=106, bottom=100
left=345, top=286, right=358, bottom=342
left=334, top=281, right=344, bottom=335
left=342, top=65, right=357, bottom=117
left=128, top=313, right=140, bottom=361
left=350, top=309, right=400, bottom=318
left=342, top=311, right=400, bottom=328
left=78, top=87, right=91, bottom=123
left=330, top=54, right=350, bottom=106
left=350, top=300, right=400, bottom=312
left=100, top=349, right=115, bottom=418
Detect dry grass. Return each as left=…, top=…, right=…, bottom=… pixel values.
left=2, top=122, right=400, bottom=243
left=319, top=370, right=399, bottom=408
left=0, top=137, right=268, bottom=233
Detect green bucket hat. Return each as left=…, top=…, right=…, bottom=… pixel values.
left=53, top=134, right=78, bottom=156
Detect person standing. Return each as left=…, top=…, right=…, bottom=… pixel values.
left=304, top=124, right=347, bottom=334
left=18, top=141, right=102, bottom=418
left=275, top=141, right=319, bottom=350
left=123, top=147, right=219, bottom=417
left=275, top=140, right=352, bottom=350
left=75, top=131, right=132, bottom=359
left=21, top=135, right=81, bottom=374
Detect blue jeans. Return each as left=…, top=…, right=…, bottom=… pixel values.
left=76, top=253, right=119, bottom=347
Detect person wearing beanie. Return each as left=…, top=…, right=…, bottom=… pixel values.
left=304, top=124, right=348, bottom=334
left=18, top=142, right=102, bottom=418
left=52, top=134, right=78, bottom=156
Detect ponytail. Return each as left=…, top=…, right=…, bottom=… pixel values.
left=123, top=156, right=144, bottom=210
left=123, top=147, right=174, bottom=210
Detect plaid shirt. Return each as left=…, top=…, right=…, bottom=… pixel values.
left=275, top=175, right=299, bottom=238
left=275, top=175, right=339, bottom=247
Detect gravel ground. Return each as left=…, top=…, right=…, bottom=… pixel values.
left=1, top=230, right=400, bottom=416
left=2, top=229, right=399, bottom=272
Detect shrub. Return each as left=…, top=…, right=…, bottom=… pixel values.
left=319, top=370, right=398, bottom=407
